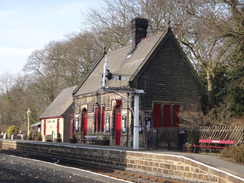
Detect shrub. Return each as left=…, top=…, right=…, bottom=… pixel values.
left=37, top=133, right=42, bottom=138
left=6, top=125, right=19, bottom=139
left=57, top=132, right=61, bottom=139
left=221, top=145, right=244, bottom=163
left=29, top=132, right=33, bottom=140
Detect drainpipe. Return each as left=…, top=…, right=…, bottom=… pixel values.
left=102, top=54, right=108, bottom=87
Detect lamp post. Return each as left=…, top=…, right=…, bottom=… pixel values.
left=26, top=108, right=31, bottom=137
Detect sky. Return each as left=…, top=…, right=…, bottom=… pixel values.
left=0, top=0, right=101, bottom=75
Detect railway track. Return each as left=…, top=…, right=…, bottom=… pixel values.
left=1, top=150, right=185, bottom=183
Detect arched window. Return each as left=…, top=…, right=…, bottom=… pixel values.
left=94, top=106, right=106, bottom=133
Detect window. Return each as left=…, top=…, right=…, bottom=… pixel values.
left=113, top=75, right=126, bottom=81
left=94, top=106, right=106, bottom=133
left=75, top=115, right=79, bottom=132
left=105, top=116, right=110, bottom=132
left=153, top=104, right=181, bottom=128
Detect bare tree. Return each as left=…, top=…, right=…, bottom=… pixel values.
left=83, top=0, right=243, bottom=114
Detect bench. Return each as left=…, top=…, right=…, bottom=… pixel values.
left=81, top=135, right=98, bottom=144
left=193, top=139, right=235, bottom=153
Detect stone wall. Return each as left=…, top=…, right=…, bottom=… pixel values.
left=0, top=140, right=242, bottom=183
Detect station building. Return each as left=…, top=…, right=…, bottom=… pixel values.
left=72, top=18, right=202, bottom=147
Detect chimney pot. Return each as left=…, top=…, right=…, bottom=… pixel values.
left=131, top=17, right=149, bottom=51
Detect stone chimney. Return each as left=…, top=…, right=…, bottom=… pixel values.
left=131, top=17, right=149, bottom=51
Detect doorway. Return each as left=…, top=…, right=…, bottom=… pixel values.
left=114, top=100, right=121, bottom=145
left=82, top=108, right=87, bottom=142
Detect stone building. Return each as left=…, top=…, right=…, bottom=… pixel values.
left=73, top=18, right=202, bottom=147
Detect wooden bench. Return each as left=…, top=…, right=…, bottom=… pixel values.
left=193, top=139, right=235, bottom=153
left=81, top=135, right=98, bottom=144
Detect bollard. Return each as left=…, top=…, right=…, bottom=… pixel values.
left=178, top=130, right=187, bottom=151
left=152, top=129, right=157, bottom=149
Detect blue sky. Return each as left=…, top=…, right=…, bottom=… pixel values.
left=0, top=0, right=101, bottom=75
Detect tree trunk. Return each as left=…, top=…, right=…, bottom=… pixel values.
left=206, top=71, right=214, bottom=107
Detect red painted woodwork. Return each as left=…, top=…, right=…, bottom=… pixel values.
left=101, top=107, right=105, bottom=132
left=116, top=113, right=121, bottom=145
left=173, top=105, right=180, bottom=127
left=44, top=120, right=46, bottom=135
left=83, top=116, right=87, bottom=143
left=154, top=104, right=161, bottom=128
left=164, top=105, right=171, bottom=127
left=199, top=139, right=235, bottom=144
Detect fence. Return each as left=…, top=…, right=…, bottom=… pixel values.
left=145, top=126, right=244, bottom=150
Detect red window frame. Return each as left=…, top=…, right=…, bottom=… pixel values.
left=101, top=107, right=105, bottom=132
left=44, top=120, right=46, bottom=135
left=164, top=105, right=171, bottom=128
left=173, top=105, right=180, bottom=127
left=153, top=104, right=161, bottom=128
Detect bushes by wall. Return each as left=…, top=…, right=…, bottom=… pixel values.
left=6, top=125, right=19, bottom=139
left=221, top=144, right=244, bottom=163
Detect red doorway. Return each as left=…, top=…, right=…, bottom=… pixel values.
left=115, top=112, right=121, bottom=145
left=82, top=109, right=87, bottom=143
left=114, top=100, right=122, bottom=146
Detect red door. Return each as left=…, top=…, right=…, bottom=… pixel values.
left=115, top=113, right=121, bottom=145
left=82, top=109, right=88, bottom=143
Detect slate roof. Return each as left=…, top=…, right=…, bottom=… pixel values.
left=73, top=27, right=201, bottom=96
left=39, top=86, right=77, bottom=119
